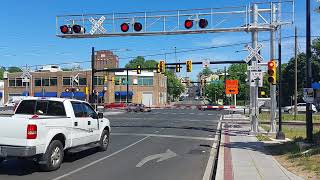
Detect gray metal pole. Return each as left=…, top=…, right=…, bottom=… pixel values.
left=306, top=0, right=313, bottom=143
left=250, top=4, right=259, bottom=133
left=294, top=26, right=298, bottom=120
left=270, top=3, right=277, bottom=133
left=91, top=47, right=95, bottom=104
left=126, top=69, right=129, bottom=104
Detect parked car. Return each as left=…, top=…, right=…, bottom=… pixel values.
left=126, top=103, right=151, bottom=112
left=0, top=97, right=110, bottom=171
left=104, top=103, right=126, bottom=109
left=283, top=103, right=317, bottom=113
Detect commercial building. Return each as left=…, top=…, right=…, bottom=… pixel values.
left=3, top=50, right=167, bottom=107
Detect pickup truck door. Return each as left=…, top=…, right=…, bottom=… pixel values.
left=70, top=102, right=91, bottom=146
left=82, top=103, right=100, bottom=142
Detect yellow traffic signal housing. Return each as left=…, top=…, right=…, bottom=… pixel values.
left=159, top=60, right=165, bottom=73
left=267, top=60, right=277, bottom=85
left=186, top=60, right=192, bottom=72
left=156, top=63, right=161, bottom=73
left=112, top=76, right=115, bottom=84
left=175, top=64, right=181, bottom=73
left=137, top=65, right=141, bottom=74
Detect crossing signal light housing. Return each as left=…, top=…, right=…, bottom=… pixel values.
left=186, top=60, right=192, bottom=72
left=268, top=60, right=277, bottom=85
left=184, top=20, right=193, bottom=29
left=137, top=65, right=142, bottom=74
left=72, top=24, right=85, bottom=34
left=60, top=25, right=72, bottom=34
left=134, top=22, right=142, bottom=32
left=159, top=60, right=165, bottom=73
left=112, top=77, right=115, bottom=84
left=199, top=19, right=208, bottom=28
left=121, top=23, right=129, bottom=32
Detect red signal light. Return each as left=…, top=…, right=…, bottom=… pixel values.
left=184, top=20, right=193, bottom=29
left=72, top=24, right=85, bottom=34
left=134, top=22, right=142, bottom=32
left=121, top=23, right=129, bottom=32
left=268, top=61, right=275, bottom=68
left=199, top=18, right=208, bottom=28
left=60, top=25, right=72, bottom=34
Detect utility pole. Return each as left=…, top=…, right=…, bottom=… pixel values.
left=224, top=66, right=227, bottom=105
left=306, top=0, right=313, bottom=143
left=269, top=3, right=277, bottom=133
left=276, top=25, right=285, bottom=139
left=91, top=47, right=95, bottom=104
left=294, top=26, right=298, bottom=120
left=250, top=4, right=259, bottom=133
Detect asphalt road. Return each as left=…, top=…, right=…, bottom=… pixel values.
left=0, top=109, right=223, bottom=180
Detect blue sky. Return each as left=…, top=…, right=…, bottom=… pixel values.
left=0, top=0, right=319, bottom=79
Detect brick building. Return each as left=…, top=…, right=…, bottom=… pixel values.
left=3, top=50, right=167, bottom=107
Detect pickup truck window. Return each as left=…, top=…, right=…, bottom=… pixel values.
left=71, top=102, right=84, bottom=117
left=82, top=103, right=97, bottom=118
left=15, top=100, right=66, bottom=116
left=47, top=101, right=66, bottom=116
left=15, top=100, right=36, bottom=114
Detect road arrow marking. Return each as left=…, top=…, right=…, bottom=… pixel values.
left=136, top=149, right=177, bottom=168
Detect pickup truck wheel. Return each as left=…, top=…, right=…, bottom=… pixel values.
left=98, top=130, right=110, bottom=151
left=39, top=140, right=64, bottom=171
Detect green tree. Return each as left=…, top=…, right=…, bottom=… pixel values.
left=0, top=67, right=5, bottom=80
left=204, top=81, right=224, bottom=103
left=227, top=64, right=248, bottom=102
left=7, top=66, right=22, bottom=73
left=165, top=71, right=184, bottom=101
left=125, top=56, right=158, bottom=70
left=198, top=67, right=213, bottom=78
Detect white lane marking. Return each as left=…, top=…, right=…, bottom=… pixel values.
left=111, top=133, right=218, bottom=141
left=189, top=113, right=195, bottom=115
left=136, top=149, right=177, bottom=168
left=202, top=116, right=222, bottom=180
left=52, top=136, right=150, bottom=180
left=208, top=114, right=213, bottom=116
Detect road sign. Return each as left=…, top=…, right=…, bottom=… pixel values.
left=89, top=16, right=106, bottom=35
left=20, top=68, right=32, bottom=79
left=244, top=44, right=264, bottom=63
left=225, top=80, right=238, bottom=95
left=22, top=77, right=30, bottom=83
left=247, top=65, right=262, bottom=71
left=202, top=59, right=210, bottom=68
left=250, top=71, right=263, bottom=87
left=303, top=88, right=314, bottom=103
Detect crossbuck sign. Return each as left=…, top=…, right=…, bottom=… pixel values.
left=244, top=44, right=263, bottom=63
left=89, top=16, right=106, bottom=35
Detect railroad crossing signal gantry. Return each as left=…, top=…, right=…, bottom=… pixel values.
left=56, top=1, right=294, bottom=38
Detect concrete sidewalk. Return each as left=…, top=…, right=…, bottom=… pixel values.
left=216, top=116, right=304, bottom=180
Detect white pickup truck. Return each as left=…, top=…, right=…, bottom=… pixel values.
left=0, top=97, right=110, bottom=171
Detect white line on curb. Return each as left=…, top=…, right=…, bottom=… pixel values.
left=202, top=115, right=222, bottom=180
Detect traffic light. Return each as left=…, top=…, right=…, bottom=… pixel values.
left=267, top=60, right=277, bottom=84
left=199, top=19, right=208, bottom=28
left=137, top=65, right=142, bottom=74
left=121, top=23, right=129, bottom=32
left=72, top=24, right=85, bottom=34
left=134, top=22, right=142, bottom=32
left=156, top=63, right=161, bottom=73
left=186, top=60, right=192, bottom=72
left=175, top=64, right=181, bottom=73
left=60, top=25, right=72, bottom=34
left=112, top=77, right=115, bottom=84
left=159, top=60, right=165, bottom=73
left=184, top=20, right=193, bottom=29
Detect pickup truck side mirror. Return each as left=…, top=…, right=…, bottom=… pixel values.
left=98, top=112, right=104, bottom=119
